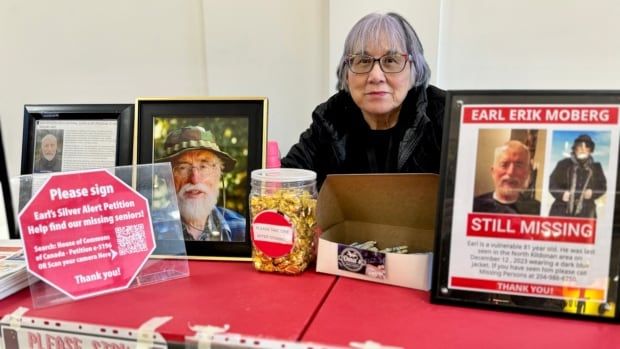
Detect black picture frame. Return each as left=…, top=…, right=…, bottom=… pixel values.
left=0, top=123, right=17, bottom=239
left=136, top=97, right=267, bottom=260
left=21, top=104, right=135, bottom=175
left=15, top=104, right=135, bottom=238
left=432, top=90, right=620, bottom=322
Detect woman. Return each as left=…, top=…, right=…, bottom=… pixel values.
left=281, top=12, right=445, bottom=188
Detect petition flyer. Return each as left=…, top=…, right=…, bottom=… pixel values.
left=18, top=169, right=155, bottom=300
left=448, top=105, right=619, bottom=310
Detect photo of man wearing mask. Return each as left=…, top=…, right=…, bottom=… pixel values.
left=549, top=134, right=607, bottom=218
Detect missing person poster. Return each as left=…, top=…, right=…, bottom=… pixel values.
left=439, top=96, right=620, bottom=319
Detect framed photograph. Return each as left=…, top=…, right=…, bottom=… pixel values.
left=432, top=90, right=620, bottom=322
left=21, top=104, right=135, bottom=175
left=0, top=123, right=17, bottom=239
left=136, top=97, right=268, bottom=259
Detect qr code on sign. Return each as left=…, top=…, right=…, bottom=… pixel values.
left=116, top=224, right=148, bottom=256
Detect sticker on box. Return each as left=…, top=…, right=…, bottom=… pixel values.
left=337, top=244, right=386, bottom=279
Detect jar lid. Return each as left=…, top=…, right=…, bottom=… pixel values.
left=251, top=168, right=316, bottom=183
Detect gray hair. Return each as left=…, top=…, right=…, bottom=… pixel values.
left=494, top=140, right=530, bottom=166
left=335, top=12, right=431, bottom=91
left=41, top=133, right=58, bottom=144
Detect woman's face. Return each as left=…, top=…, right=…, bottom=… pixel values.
left=346, top=42, right=413, bottom=123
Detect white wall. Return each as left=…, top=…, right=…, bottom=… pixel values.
left=0, top=0, right=208, bottom=179
left=437, top=0, right=620, bottom=89
left=202, top=0, right=329, bottom=156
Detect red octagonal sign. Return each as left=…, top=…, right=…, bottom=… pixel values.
left=19, top=169, right=155, bottom=300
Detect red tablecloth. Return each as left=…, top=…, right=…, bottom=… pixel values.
left=0, top=261, right=337, bottom=343
left=302, top=277, right=620, bottom=349
left=2, top=261, right=619, bottom=348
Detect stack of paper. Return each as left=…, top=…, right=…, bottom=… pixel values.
left=0, top=241, right=31, bottom=300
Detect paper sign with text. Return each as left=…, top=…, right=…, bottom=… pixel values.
left=448, top=104, right=619, bottom=304
left=18, top=169, right=155, bottom=299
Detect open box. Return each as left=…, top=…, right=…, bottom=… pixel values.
left=315, top=173, right=439, bottom=290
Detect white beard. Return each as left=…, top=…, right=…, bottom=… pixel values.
left=177, top=182, right=219, bottom=226
left=576, top=153, right=589, bottom=160
left=43, top=153, right=56, bottom=161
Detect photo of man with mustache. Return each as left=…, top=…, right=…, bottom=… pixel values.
left=157, top=126, right=245, bottom=242
left=473, top=140, right=541, bottom=215
left=33, top=132, right=63, bottom=173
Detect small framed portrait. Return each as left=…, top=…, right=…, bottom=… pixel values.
left=21, top=104, right=135, bottom=175
left=136, top=97, right=268, bottom=259
left=15, top=104, right=135, bottom=236
left=432, top=90, right=620, bottom=322
left=32, top=129, right=64, bottom=174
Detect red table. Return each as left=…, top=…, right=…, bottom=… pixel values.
left=1, top=261, right=619, bottom=348
left=0, top=261, right=337, bottom=343
left=302, top=277, right=620, bottom=348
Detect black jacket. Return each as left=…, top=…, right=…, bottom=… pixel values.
left=281, top=85, right=445, bottom=188
left=549, top=156, right=607, bottom=218
left=473, top=192, right=541, bottom=215
left=34, top=155, right=62, bottom=173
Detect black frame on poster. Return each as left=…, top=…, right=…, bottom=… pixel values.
left=0, top=124, right=17, bottom=239
left=431, top=90, right=620, bottom=322
left=136, top=97, right=267, bottom=260
left=21, top=104, right=135, bottom=175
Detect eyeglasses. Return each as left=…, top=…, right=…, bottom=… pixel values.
left=173, top=161, right=222, bottom=178
left=346, top=53, right=411, bottom=74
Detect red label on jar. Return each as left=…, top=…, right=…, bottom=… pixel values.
left=251, top=210, right=294, bottom=258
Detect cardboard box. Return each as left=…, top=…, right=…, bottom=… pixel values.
left=315, top=173, right=438, bottom=290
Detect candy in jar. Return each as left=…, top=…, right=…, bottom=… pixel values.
left=249, top=168, right=317, bottom=275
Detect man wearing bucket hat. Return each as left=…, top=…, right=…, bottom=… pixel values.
left=158, top=126, right=245, bottom=241
left=549, top=134, right=607, bottom=218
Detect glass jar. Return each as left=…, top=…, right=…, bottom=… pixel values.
left=249, top=168, right=317, bottom=275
